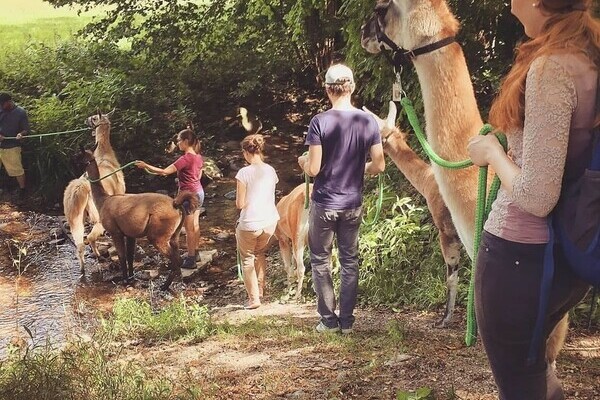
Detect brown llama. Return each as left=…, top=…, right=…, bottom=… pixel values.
left=274, top=183, right=313, bottom=301
left=365, top=102, right=462, bottom=327
left=74, top=148, right=198, bottom=289
left=63, top=110, right=125, bottom=272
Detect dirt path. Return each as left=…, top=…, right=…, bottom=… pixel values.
left=0, top=125, right=598, bottom=398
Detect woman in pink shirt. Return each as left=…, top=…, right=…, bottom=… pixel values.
left=136, top=128, right=204, bottom=269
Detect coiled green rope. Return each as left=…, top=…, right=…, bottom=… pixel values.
left=400, top=96, right=507, bottom=346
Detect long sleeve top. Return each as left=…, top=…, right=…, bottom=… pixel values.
left=485, top=53, right=598, bottom=244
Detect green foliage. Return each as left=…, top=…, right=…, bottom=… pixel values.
left=357, top=176, right=448, bottom=308
left=0, top=39, right=193, bottom=202
left=397, top=387, right=434, bottom=400
left=102, top=296, right=214, bottom=343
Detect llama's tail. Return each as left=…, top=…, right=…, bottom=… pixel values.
left=172, top=191, right=200, bottom=235
left=63, top=177, right=91, bottom=247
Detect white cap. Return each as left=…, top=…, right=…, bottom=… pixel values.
left=325, top=64, right=354, bottom=85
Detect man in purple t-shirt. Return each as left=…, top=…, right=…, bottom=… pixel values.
left=298, top=64, right=385, bottom=334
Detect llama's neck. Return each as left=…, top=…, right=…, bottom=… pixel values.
left=411, top=42, right=481, bottom=258
left=94, top=126, right=115, bottom=158
left=86, top=161, right=109, bottom=210
left=413, top=43, right=483, bottom=159
left=383, top=128, right=434, bottom=197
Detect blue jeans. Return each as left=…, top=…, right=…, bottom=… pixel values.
left=308, top=202, right=362, bottom=330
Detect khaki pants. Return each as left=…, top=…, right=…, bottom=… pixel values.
left=0, top=147, right=24, bottom=177
left=236, top=223, right=277, bottom=304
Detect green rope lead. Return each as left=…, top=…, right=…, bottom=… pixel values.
left=302, top=151, right=310, bottom=209
left=399, top=96, right=507, bottom=347
left=86, top=160, right=139, bottom=183
left=304, top=171, right=310, bottom=210
left=362, top=173, right=385, bottom=226
left=2, top=127, right=89, bottom=140
left=86, top=161, right=161, bottom=182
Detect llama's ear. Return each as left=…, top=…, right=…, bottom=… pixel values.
left=97, top=108, right=102, bottom=118
left=362, top=106, right=386, bottom=131
left=79, top=144, right=86, bottom=154
left=106, top=108, right=115, bottom=118
left=385, top=101, right=397, bottom=129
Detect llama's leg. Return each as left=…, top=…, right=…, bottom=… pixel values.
left=546, top=314, right=569, bottom=370
left=85, top=197, right=104, bottom=259
left=111, top=232, right=128, bottom=283
left=435, top=233, right=461, bottom=328
left=126, top=236, right=136, bottom=280
left=70, top=217, right=86, bottom=273
left=278, top=237, right=294, bottom=293
left=87, top=223, right=105, bottom=259
left=156, top=236, right=182, bottom=291
left=293, top=239, right=306, bottom=301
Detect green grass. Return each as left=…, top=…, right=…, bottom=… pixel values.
left=0, top=17, right=89, bottom=51
left=0, top=0, right=102, bottom=51
left=101, top=296, right=215, bottom=344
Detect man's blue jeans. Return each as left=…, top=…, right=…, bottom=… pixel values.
left=308, top=202, right=362, bottom=330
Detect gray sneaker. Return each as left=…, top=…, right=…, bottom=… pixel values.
left=316, top=321, right=340, bottom=333
left=341, top=327, right=353, bottom=335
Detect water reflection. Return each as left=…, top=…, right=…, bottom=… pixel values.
left=0, top=244, right=105, bottom=357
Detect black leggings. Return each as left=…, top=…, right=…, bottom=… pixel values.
left=475, top=231, right=589, bottom=400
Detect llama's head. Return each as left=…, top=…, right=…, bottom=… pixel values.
left=86, top=109, right=115, bottom=138
left=361, top=0, right=459, bottom=54
left=164, top=133, right=179, bottom=154
left=71, top=146, right=96, bottom=175
left=363, top=101, right=405, bottom=141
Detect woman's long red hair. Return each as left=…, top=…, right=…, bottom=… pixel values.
left=489, top=0, right=600, bottom=132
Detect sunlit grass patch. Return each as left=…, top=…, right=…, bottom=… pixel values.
left=101, top=296, right=215, bottom=344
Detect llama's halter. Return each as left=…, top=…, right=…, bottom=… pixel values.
left=372, top=7, right=456, bottom=69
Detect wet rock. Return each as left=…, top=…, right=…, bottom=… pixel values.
left=197, top=249, right=218, bottom=269
left=215, top=232, right=231, bottom=241
left=203, top=157, right=223, bottom=180
left=224, top=190, right=236, bottom=200
left=137, top=269, right=160, bottom=280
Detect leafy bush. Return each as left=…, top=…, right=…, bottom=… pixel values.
left=355, top=169, right=469, bottom=309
